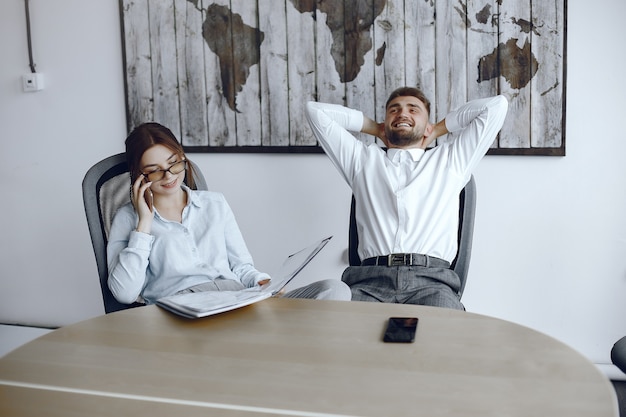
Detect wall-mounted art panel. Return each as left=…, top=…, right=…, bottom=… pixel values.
left=121, top=0, right=566, bottom=155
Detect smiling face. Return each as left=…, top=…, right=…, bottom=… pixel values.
left=140, top=144, right=186, bottom=197
left=384, top=95, right=431, bottom=149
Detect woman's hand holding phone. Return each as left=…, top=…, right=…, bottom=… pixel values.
left=132, top=175, right=154, bottom=233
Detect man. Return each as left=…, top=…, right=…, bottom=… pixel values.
left=306, top=88, right=508, bottom=309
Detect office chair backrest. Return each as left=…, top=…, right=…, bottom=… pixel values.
left=348, top=175, right=476, bottom=298
left=612, top=336, right=626, bottom=374
left=82, top=152, right=208, bottom=313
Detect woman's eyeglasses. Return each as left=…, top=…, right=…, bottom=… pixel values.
left=142, top=160, right=187, bottom=182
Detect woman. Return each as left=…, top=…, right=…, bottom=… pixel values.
left=107, top=122, right=351, bottom=305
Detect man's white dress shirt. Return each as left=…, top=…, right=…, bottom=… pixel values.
left=306, top=96, right=508, bottom=263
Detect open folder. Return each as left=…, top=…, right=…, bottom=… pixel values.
left=156, top=236, right=332, bottom=318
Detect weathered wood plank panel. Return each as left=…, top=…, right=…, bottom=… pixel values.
left=435, top=0, right=468, bottom=143
left=467, top=0, right=500, bottom=148
left=230, top=1, right=262, bottom=146
left=258, top=0, right=289, bottom=146
left=286, top=2, right=316, bottom=146
left=149, top=0, right=181, bottom=137
left=121, top=0, right=153, bottom=129
left=412, top=1, right=436, bottom=133
left=530, top=0, right=565, bottom=149
left=346, top=1, right=379, bottom=145
left=373, top=0, right=405, bottom=120
left=498, top=1, right=532, bottom=149
left=467, top=0, right=499, bottom=100
left=315, top=4, right=345, bottom=107
left=405, top=1, right=437, bottom=146
left=203, top=0, right=236, bottom=147
left=121, top=0, right=566, bottom=155
left=174, top=0, right=208, bottom=147
left=403, top=1, right=419, bottom=91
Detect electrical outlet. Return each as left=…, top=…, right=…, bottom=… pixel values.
left=22, top=73, right=44, bottom=92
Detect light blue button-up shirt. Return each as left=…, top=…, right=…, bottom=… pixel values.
left=107, top=187, right=269, bottom=304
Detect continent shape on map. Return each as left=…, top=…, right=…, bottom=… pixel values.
left=468, top=5, right=540, bottom=90
left=478, top=38, right=539, bottom=89
left=195, top=0, right=540, bottom=112
left=202, top=3, right=264, bottom=112
left=290, top=0, right=387, bottom=83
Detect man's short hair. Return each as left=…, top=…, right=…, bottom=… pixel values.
left=385, top=87, right=431, bottom=115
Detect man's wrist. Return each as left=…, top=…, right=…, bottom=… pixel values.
left=434, top=119, right=448, bottom=138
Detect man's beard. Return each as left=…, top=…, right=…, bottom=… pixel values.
left=386, top=128, right=423, bottom=147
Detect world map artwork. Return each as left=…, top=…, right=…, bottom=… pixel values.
left=196, top=0, right=538, bottom=112
left=123, top=0, right=565, bottom=154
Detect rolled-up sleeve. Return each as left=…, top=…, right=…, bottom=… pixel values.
left=305, top=101, right=366, bottom=186
left=445, top=95, right=508, bottom=176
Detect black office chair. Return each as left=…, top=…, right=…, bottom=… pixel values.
left=612, top=336, right=626, bottom=374
left=348, top=175, right=476, bottom=298
left=82, top=152, right=208, bottom=313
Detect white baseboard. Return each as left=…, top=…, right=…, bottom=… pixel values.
left=597, top=363, right=626, bottom=381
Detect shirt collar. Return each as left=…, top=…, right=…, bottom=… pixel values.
left=182, top=185, right=203, bottom=208
left=386, top=147, right=425, bottom=162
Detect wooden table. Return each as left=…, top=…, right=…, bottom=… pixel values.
left=0, top=298, right=618, bottom=416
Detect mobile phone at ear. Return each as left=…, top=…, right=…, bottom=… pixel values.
left=383, top=317, right=418, bottom=343
left=143, top=178, right=153, bottom=211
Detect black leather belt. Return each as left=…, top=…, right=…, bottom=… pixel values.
left=361, top=253, right=450, bottom=268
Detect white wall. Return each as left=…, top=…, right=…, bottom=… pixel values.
left=1, top=0, right=625, bottom=372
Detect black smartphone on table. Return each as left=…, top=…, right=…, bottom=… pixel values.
left=383, top=317, right=418, bottom=343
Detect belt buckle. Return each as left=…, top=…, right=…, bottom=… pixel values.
left=387, top=253, right=411, bottom=266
